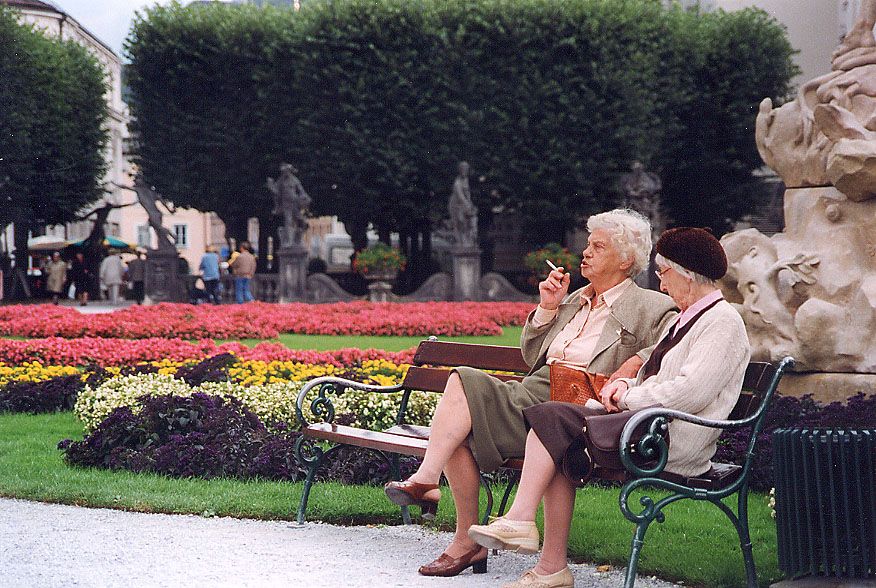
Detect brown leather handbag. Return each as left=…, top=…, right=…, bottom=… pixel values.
left=561, top=404, right=669, bottom=487
left=549, top=363, right=609, bottom=405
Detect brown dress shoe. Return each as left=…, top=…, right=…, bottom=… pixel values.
left=384, top=479, right=440, bottom=519
left=418, top=545, right=487, bottom=577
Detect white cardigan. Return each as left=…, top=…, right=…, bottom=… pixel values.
left=620, top=300, right=751, bottom=477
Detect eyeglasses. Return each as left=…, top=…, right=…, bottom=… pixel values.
left=654, top=267, right=671, bottom=280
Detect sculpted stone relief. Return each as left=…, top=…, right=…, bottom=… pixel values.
left=721, top=5, right=876, bottom=373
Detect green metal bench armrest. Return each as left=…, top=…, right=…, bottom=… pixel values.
left=619, top=356, right=796, bottom=479
left=295, top=376, right=404, bottom=427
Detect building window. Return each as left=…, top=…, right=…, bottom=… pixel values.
left=173, top=224, right=188, bottom=248
left=137, top=225, right=150, bottom=248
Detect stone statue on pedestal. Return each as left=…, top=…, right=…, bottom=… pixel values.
left=267, top=163, right=311, bottom=249
left=266, top=163, right=310, bottom=301
left=619, top=162, right=664, bottom=288
left=446, top=161, right=481, bottom=300
left=448, top=161, right=478, bottom=248
left=722, top=4, right=876, bottom=377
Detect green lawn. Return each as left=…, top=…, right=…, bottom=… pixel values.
left=0, top=411, right=781, bottom=587
left=230, top=326, right=524, bottom=351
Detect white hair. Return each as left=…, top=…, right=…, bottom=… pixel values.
left=654, top=253, right=716, bottom=286
left=586, top=208, right=652, bottom=277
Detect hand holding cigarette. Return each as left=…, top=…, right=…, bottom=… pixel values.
left=539, top=259, right=571, bottom=310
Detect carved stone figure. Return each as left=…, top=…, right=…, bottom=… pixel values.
left=755, top=1, right=876, bottom=199
left=619, top=161, right=661, bottom=204
left=720, top=6, right=876, bottom=373
left=448, top=161, right=478, bottom=248
left=133, top=175, right=176, bottom=253
left=267, top=163, right=311, bottom=248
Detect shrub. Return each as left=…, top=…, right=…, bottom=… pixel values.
left=714, top=392, right=876, bottom=491
left=523, top=243, right=580, bottom=280
left=174, top=352, right=237, bottom=386
left=60, top=392, right=418, bottom=484
left=61, top=393, right=302, bottom=480
left=0, top=375, right=84, bottom=413
left=351, top=243, right=406, bottom=277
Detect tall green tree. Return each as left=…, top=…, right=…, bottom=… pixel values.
left=0, top=6, right=108, bottom=294
left=654, top=7, right=798, bottom=232
left=126, top=0, right=796, bottom=279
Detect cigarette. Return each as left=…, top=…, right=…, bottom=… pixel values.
left=545, top=259, right=560, bottom=272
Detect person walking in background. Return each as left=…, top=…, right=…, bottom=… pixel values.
left=230, top=241, right=256, bottom=303
left=70, top=252, right=92, bottom=306
left=126, top=251, right=146, bottom=305
left=199, top=246, right=221, bottom=304
left=45, top=252, right=67, bottom=305
left=99, top=252, right=126, bottom=304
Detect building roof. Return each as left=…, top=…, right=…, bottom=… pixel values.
left=0, top=0, right=118, bottom=58
left=1, top=0, right=62, bottom=11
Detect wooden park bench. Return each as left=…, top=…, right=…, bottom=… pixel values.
left=293, top=337, right=794, bottom=588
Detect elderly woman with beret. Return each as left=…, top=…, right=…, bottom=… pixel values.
left=384, top=209, right=678, bottom=577
left=467, top=227, right=751, bottom=588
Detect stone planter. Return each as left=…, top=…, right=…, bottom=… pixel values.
left=364, top=271, right=397, bottom=303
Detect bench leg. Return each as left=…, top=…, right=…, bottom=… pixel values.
left=623, top=520, right=651, bottom=588
left=386, top=453, right=414, bottom=525
left=294, top=438, right=341, bottom=524
left=711, top=493, right=757, bottom=588
left=295, top=448, right=323, bottom=524
left=478, top=472, right=495, bottom=525
left=496, top=470, right=521, bottom=519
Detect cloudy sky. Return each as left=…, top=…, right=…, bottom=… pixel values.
left=51, top=0, right=177, bottom=57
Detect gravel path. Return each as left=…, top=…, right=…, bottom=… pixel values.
left=0, top=498, right=681, bottom=588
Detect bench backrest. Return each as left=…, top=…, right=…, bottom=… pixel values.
left=402, top=340, right=529, bottom=393
left=403, top=341, right=783, bottom=423
left=728, top=361, right=778, bottom=421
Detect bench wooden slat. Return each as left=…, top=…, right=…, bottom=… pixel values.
left=384, top=424, right=430, bottom=439
left=306, top=423, right=429, bottom=457
left=413, top=340, right=530, bottom=373
left=402, top=366, right=524, bottom=392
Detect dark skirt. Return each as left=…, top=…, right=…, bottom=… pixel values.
left=523, top=401, right=605, bottom=484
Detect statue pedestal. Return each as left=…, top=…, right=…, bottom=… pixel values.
left=277, top=245, right=308, bottom=302
left=367, top=280, right=394, bottom=303
left=144, top=249, right=186, bottom=303
left=778, top=372, right=876, bottom=404
left=451, top=246, right=482, bottom=301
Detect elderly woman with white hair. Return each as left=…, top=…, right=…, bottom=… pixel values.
left=467, top=227, right=751, bottom=588
left=385, top=209, right=677, bottom=577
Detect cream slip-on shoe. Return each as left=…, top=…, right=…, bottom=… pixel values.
left=501, top=566, right=575, bottom=588
left=467, top=517, right=540, bottom=554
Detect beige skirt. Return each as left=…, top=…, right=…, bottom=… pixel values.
left=454, top=364, right=550, bottom=473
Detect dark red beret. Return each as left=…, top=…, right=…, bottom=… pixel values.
left=655, top=227, right=727, bottom=280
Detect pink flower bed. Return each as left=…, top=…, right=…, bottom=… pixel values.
left=0, top=337, right=416, bottom=367
left=0, top=301, right=533, bottom=339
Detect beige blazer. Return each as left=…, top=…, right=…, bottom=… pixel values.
left=520, top=282, right=677, bottom=377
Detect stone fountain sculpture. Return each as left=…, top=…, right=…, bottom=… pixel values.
left=719, top=4, right=876, bottom=396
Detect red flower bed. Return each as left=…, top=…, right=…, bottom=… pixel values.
left=0, top=301, right=533, bottom=339
left=0, top=337, right=416, bottom=367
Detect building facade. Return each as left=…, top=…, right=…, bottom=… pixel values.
left=2, top=0, right=225, bottom=274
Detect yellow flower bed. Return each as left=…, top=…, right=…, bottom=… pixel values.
left=0, top=361, right=80, bottom=387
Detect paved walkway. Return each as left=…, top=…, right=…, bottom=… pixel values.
left=0, top=498, right=680, bottom=588
left=61, top=300, right=136, bottom=314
